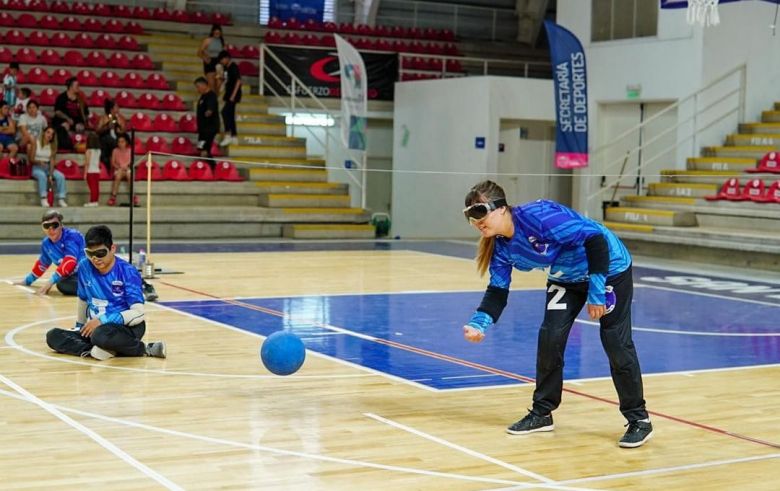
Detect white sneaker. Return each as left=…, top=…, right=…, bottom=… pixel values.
left=231, top=136, right=239, bottom=145
left=83, top=202, right=98, bottom=207
left=219, top=135, right=232, bottom=146
left=58, top=199, right=68, bottom=207
left=40, top=198, right=48, bottom=207
left=90, top=345, right=116, bottom=361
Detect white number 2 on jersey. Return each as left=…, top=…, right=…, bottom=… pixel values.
left=546, top=285, right=567, bottom=310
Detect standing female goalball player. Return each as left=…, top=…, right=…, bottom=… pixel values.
left=461, top=180, right=653, bottom=448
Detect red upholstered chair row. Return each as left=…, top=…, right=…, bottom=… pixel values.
left=263, top=31, right=460, bottom=55
left=132, top=160, right=243, bottom=182
left=267, top=18, right=455, bottom=41
left=705, top=178, right=780, bottom=203
left=0, top=30, right=140, bottom=50
left=0, top=47, right=151, bottom=70
left=6, top=70, right=168, bottom=92
left=0, top=12, right=142, bottom=34
left=0, top=1, right=230, bottom=25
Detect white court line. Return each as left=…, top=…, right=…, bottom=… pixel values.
left=0, top=388, right=534, bottom=488
left=558, top=452, right=780, bottom=485
left=2, top=279, right=40, bottom=295
left=0, top=375, right=183, bottom=491
left=363, top=413, right=600, bottom=491
left=575, top=317, right=780, bottom=337
left=635, top=282, right=780, bottom=309
left=4, top=316, right=376, bottom=381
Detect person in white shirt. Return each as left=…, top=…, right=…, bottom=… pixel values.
left=19, top=100, right=47, bottom=154
left=30, top=127, right=67, bottom=208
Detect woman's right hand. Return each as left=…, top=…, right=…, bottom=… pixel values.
left=463, top=325, right=486, bottom=343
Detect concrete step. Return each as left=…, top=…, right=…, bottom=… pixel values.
left=738, top=122, right=780, bottom=134
left=279, top=207, right=370, bottom=221
left=227, top=144, right=307, bottom=159
left=238, top=157, right=325, bottom=168
left=260, top=193, right=351, bottom=208
left=282, top=223, right=376, bottom=239
left=602, top=221, right=654, bottom=234
left=761, top=111, right=780, bottom=123
left=661, top=169, right=741, bottom=185
left=726, top=134, right=780, bottom=146
left=605, top=206, right=697, bottom=226
left=686, top=157, right=757, bottom=171
left=236, top=114, right=286, bottom=125
left=236, top=122, right=287, bottom=136
left=647, top=182, right=718, bottom=198
left=701, top=145, right=775, bottom=159
left=233, top=136, right=306, bottom=147
left=177, top=90, right=266, bottom=105
left=248, top=168, right=328, bottom=182
left=254, top=181, right=347, bottom=194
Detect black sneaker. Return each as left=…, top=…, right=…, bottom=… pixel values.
left=143, top=282, right=158, bottom=302
left=506, top=411, right=554, bottom=435
left=619, top=420, right=653, bottom=448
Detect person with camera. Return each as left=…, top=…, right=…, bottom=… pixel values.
left=96, top=99, right=127, bottom=168
left=52, top=78, right=89, bottom=151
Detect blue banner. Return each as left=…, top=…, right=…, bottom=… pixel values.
left=543, top=20, right=588, bottom=169
left=269, top=0, right=325, bottom=22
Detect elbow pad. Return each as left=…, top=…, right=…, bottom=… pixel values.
left=584, top=234, right=610, bottom=275
left=477, top=285, right=509, bottom=322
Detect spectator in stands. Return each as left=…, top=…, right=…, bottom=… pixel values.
left=0, top=101, right=19, bottom=160
left=13, top=87, right=31, bottom=121
left=30, top=127, right=67, bottom=208
left=197, top=24, right=225, bottom=93
left=19, top=100, right=47, bottom=154
left=96, top=98, right=127, bottom=167
left=3, top=62, right=19, bottom=108
left=12, top=209, right=84, bottom=296
left=83, top=132, right=101, bottom=207
left=53, top=77, right=90, bottom=151
left=218, top=50, right=241, bottom=147
left=194, top=77, right=219, bottom=160
left=108, top=133, right=138, bottom=207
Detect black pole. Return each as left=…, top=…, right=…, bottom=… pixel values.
left=129, top=128, right=135, bottom=265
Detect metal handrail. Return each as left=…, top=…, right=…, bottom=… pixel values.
left=398, top=52, right=549, bottom=79
left=585, top=64, right=746, bottom=213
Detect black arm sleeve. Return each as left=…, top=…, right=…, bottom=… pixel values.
left=584, top=234, right=610, bottom=275
left=477, top=285, right=509, bottom=322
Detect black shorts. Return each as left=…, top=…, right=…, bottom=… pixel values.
left=203, top=57, right=219, bottom=74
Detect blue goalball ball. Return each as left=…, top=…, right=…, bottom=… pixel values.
left=260, top=331, right=306, bottom=376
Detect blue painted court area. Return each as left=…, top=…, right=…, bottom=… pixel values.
left=162, top=275, right=780, bottom=390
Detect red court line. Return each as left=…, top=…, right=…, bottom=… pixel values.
left=159, top=280, right=780, bottom=450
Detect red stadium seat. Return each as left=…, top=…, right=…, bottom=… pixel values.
left=160, top=93, right=185, bottom=111
left=77, top=69, right=98, bottom=86
left=152, top=113, right=177, bottom=132
left=178, top=113, right=197, bottom=133
left=115, top=90, right=138, bottom=108
left=108, top=52, right=130, bottom=69
left=705, top=178, right=743, bottom=201
left=82, top=18, right=102, bottom=32
left=171, top=136, right=196, bottom=156
left=320, top=35, right=336, bottom=47
left=117, top=35, right=139, bottom=51
left=323, top=21, right=338, bottom=32
left=188, top=160, right=215, bottom=181
left=356, top=24, right=373, bottom=36
left=264, top=31, right=283, bottom=44
left=28, top=0, right=47, bottom=11
left=50, top=32, right=72, bottom=48
left=133, top=136, right=146, bottom=155
left=56, top=159, right=84, bottom=180
left=60, top=16, right=82, bottom=31
left=126, top=21, right=144, bottom=34
left=104, top=19, right=125, bottom=33
left=27, top=31, right=49, bottom=47
left=122, top=72, right=144, bottom=89
left=98, top=162, right=112, bottom=180
left=152, top=7, right=174, bottom=21
left=135, top=160, right=164, bottom=181
left=762, top=180, right=780, bottom=203
left=39, top=49, right=61, bottom=66
left=27, top=67, right=50, bottom=85
left=0, top=12, right=13, bottom=27
left=72, top=2, right=90, bottom=15
left=131, top=54, right=154, bottom=70
left=93, top=3, right=111, bottom=16
left=130, top=112, right=152, bottom=131
left=189, top=11, right=210, bottom=24
left=95, top=33, right=118, bottom=50
left=215, top=160, right=244, bottom=181
left=145, top=73, right=169, bottom=90
left=137, top=93, right=160, bottom=110
left=226, top=44, right=241, bottom=57
left=302, top=34, right=321, bottom=46
left=282, top=32, right=304, bottom=45
left=5, top=30, right=25, bottom=45
left=63, top=50, right=86, bottom=67
left=338, top=22, right=355, bottom=35
left=88, top=89, right=111, bottom=107
left=15, top=48, right=37, bottom=64
left=212, top=12, right=231, bottom=25
left=163, top=160, right=190, bottom=180
left=146, top=136, right=170, bottom=154
left=0, top=48, right=12, bottom=63
left=238, top=61, right=259, bottom=76
left=50, top=68, right=73, bottom=85
left=741, top=178, right=766, bottom=202
left=0, top=157, right=31, bottom=180
left=113, top=5, right=131, bottom=17
left=131, top=6, right=152, bottom=20
left=85, top=51, right=108, bottom=68
left=172, top=10, right=189, bottom=23
left=241, top=45, right=260, bottom=58
left=88, top=112, right=100, bottom=129
left=38, top=88, right=58, bottom=106
left=746, top=151, right=780, bottom=174
left=17, top=13, right=38, bottom=28
left=50, top=0, right=71, bottom=13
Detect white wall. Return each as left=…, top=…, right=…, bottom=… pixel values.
left=392, top=76, right=554, bottom=238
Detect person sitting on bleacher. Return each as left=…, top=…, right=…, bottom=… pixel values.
left=52, top=77, right=89, bottom=151
left=19, top=100, right=47, bottom=155
left=0, top=101, right=19, bottom=161
left=30, top=127, right=67, bottom=208
left=108, top=133, right=138, bottom=207
left=96, top=98, right=127, bottom=168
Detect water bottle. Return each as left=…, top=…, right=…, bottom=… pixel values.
left=137, top=249, right=146, bottom=271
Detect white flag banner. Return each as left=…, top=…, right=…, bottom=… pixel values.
left=334, top=34, right=367, bottom=151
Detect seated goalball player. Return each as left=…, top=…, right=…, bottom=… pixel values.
left=14, top=210, right=84, bottom=296
left=46, top=225, right=166, bottom=360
